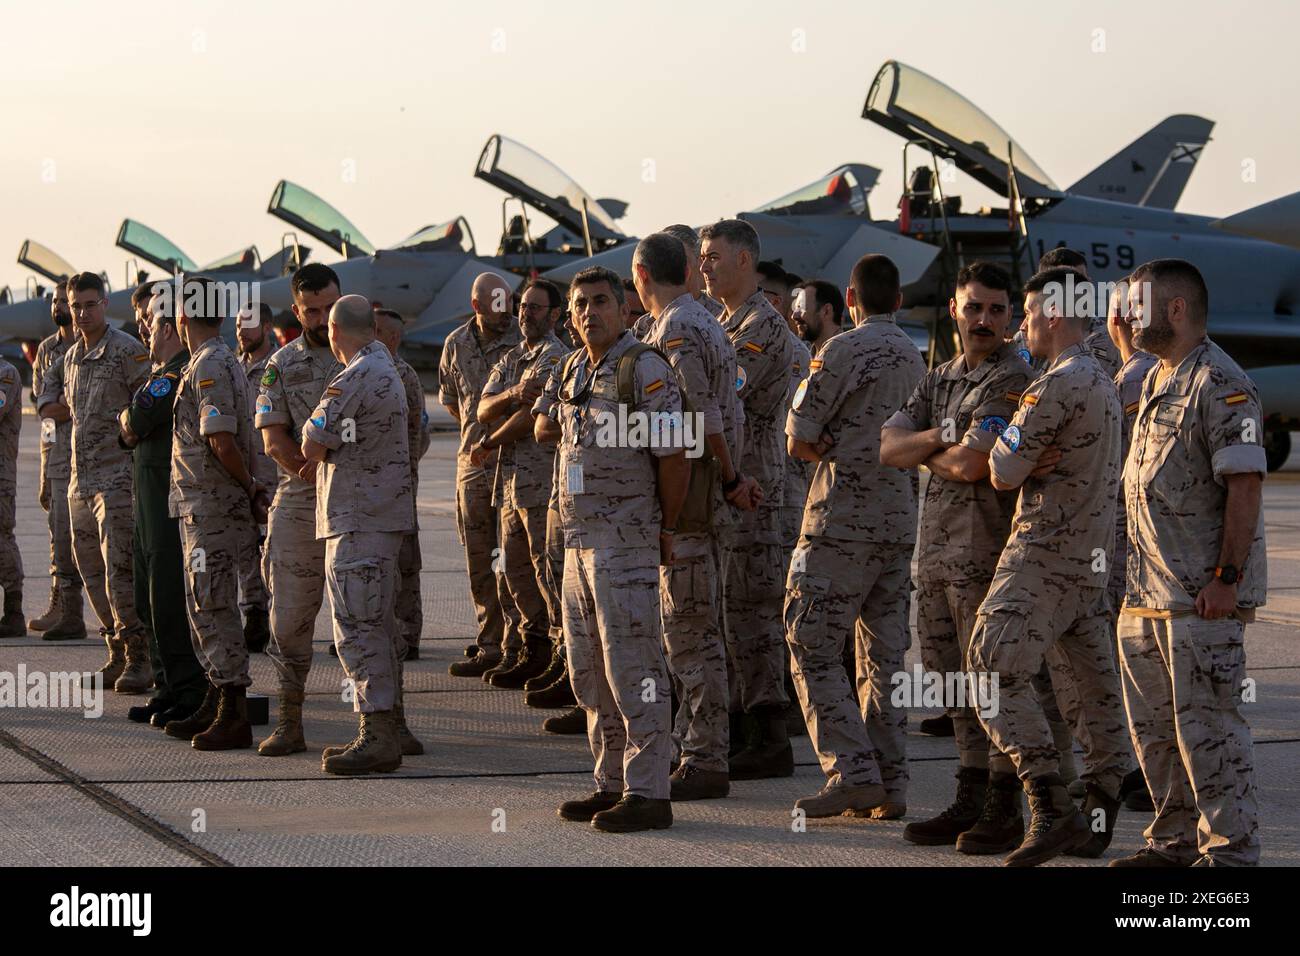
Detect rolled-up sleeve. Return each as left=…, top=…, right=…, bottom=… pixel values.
left=988, top=379, right=1064, bottom=488
left=636, top=354, right=686, bottom=458
left=786, top=346, right=850, bottom=444
left=196, top=361, right=239, bottom=436
left=1205, top=379, right=1268, bottom=480
left=303, top=373, right=359, bottom=452
left=961, top=366, right=1029, bottom=454
left=255, top=360, right=291, bottom=429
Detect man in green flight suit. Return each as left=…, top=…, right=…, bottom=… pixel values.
left=118, top=288, right=207, bottom=726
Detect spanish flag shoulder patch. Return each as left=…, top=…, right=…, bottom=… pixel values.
left=809, top=359, right=824, bottom=371
left=644, top=379, right=665, bottom=395
left=665, top=337, right=685, bottom=350
left=133, top=353, right=149, bottom=363
left=1021, top=394, right=1039, bottom=408
left=1222, top=392, right=1248, bottom=405
left=325, top=387, right=342, bottom=397
left=198, top=378, right=214, bottom=388
left=742, top=341, right=765, bottom=354
left=1004, top=390, right=1022, bottom=403
left=1125, top=401, right=1140, bottom=415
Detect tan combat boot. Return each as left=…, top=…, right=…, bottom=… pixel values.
left=43, top=589, right=87, bottom=641
left=395, top=698, right=425, bottom=756
left=191, top=685, right=253, bottom=751
left=28, top=583, right=61, bottom=632
left=84, top=630, right=125, bottom=689
left=258, top=692, right=307, bottom=756
left=321, top=712, right=401, bottom=775
left=114, top=631, right=154, bottom=694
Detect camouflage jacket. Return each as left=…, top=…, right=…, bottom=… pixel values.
left=483, top=332, right=568, bottom=510
left=438, top=318, right=521, bottom=479
left=170, top=336, right=254, bottom=519
left=255, top=336, right=342, bottom=508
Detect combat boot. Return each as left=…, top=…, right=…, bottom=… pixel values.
left=525, top=671, right=576, bottom=709
left=1003, top=773, right=1091, bottom=867
left=404, top=643, right=420, bottom=661
left=0, top=588, right=25, bottom=637
left=523, top=646, right=565, bottom=693
left=543, top=705, right=586, bottom=734
left=322, top=711, right=402, bottom=775
left=448, top=649, right=502, bottom=678
left=164, top=682, right=220, bottom=739
left=84, top=630, right=124, bottom=689
left=257, top=692, right=307, bottom=756
left=464, top=643, right=479, bottom=659
left=481, top=648, right=519, bottom=684
left=28, top=583, right=61, bottom=632
left=114, top=632, right=153, bottom=694
left=395, top=698, right=425, bottom=756
left=591, top=795, right=672, bottom=833
left=1108, top=847, right=1194, bottom=868
left=1120, top=767, right=1154, bottom=812
left=152, top=700, right=197, bottom=728
left=127, top=696, right=174, bottom=724
left=729, top=708, right=793, bottom=780
left=243, top=608, right=270, bottom=653
left=489, top=638, right=551, bottom=689
left=728, top=711, right=753, bottom=757
left=669, top=764, right=730, bottom=801
left=904, top=767, right=988, bottom=845
left=1066, top=782, right=1122, bottom=858
left=192, top=685, right=253, bottom=751
left=794, top=780, right=887, bottom=818
left=558, top=791, right=621, bottom=821
left=956, top=771, right=1024, bottom=855
left=43, top=590, right=87, bottom=641
left=919, top=713, right=954, bottom=737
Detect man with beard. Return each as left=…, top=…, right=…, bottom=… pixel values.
left=27, top=277, right=86, bottom=640
left=252, top=264, right=342, bottom=756
left=235, top=302, right=276, bottom=652
left=39, top=272, right=152, bottom=692
left=792, top=281, right=844, bottom=354
left=443, top=272, right=522, bottom=679
left=1112, top=259, right=1265, bottom=867
left=700, top=219, right=795, bottom=780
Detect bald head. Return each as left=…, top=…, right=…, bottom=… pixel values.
left=327, top=294, right=376, bottom=362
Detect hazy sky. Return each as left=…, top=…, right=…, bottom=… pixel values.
left=2, top=0, right=1297, bottom=293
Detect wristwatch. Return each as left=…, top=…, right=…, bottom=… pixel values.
left=1215, top=564, right=1240, bottom=585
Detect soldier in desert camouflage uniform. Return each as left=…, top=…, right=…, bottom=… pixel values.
left=476, top=280, right=569, bottom=690
left=441, top=273, right=522, bottom=678
left=972, top=266, right=1132, bottom=867
left=882, top=262, right=1035, bottom=848
left=542, top=267, right=689, bottom=833
left=633, top=233, right=752, bottom=801
left=235, top=302, right=278, bottom=652
left=165, top=278, right=262, bottom=752
left=0, top=354, right=24, bottom=639
left=39, top=272, right=152, bottom=692
left=27, top=278, right=85, bottom=640
left=783, top=254, right=924, bottom=819
left=255, top=264, right=342, bottom=757
left=699, top=219, right=796, bottom=780
left=304, top=295, right=415, bottom=776
left=1111, top=259, right=1265, bottom=868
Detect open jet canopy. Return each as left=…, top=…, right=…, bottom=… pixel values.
left=392, top=218, right=476, bottom=254
left=116, top=220, right=198, bottom=274
left=18, top=240, right=77, bottom=283
left=754, top=164, right=880, bottom=218
left=863, top=60, right=1060, bottom=200
left=475, top=134, right=625, bottom=245
left=201, top=246, right=261, bottom=272
left=268, top=180, right=375, bottom=258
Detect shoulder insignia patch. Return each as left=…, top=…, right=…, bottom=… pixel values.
left=743, top=341, right=765, bottom=354
left=261, top=365, right=279, bottom=387
left=809, top=359, right=824, bottom=371
left=255, top=396, right=273, bottom=415
left=325, top=387, right=342, bottom=397
left=1001, top=424, right=1022, bottom=452
left=644, top=379, right=665, bottom=395
left=133, top=353, right=149, bottom=363
left=198, top=379, right=214, bottom=388
left=1021, top=394, right=1039, bottom=408
left=979, top=416, right=1008, bottom=435
left=664, top=337, right=684, bottom=350
left=148, top=379, right=171, bottom=398
left=201, top=404, right=220, bottom=418
left=792, top=379, right=809, bottom=410
left=1004, top=391, right=1022, bottom=402
left=1222, top=392, right=1248, bottom=405
left=735, top=366, right=747, bottom=392
left=1124, top=401, right=1140, bottom=415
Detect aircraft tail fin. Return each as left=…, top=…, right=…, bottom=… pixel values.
left=1212, top=190, right=1300, bottom=250
left=1068, top=114, right=1213, bottom=208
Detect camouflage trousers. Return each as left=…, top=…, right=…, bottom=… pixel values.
left=785, top=535, right=913, bottom=797
left=564, top=546, right=671, bottom=799
left=970, top=572, right=1130, bottom=796
left=721, top=538, right=790, bottom=713
left=396, top=531, right=422, bottom=657
left=916, top=578, right=1074, bottom=776
left=44, top=474, right=81, bottom=596
left=661, top=533, right=728, bottom=773
left=179, top=514, right=252, bottom=689
left=237, top=518, right=268, bottom=616
left=325, top=531, right=402, bottom=713
left=1118, top=612, right=1259, bottom=865
left=0, top=480, right=21, bottom=592
left=263, top=501, right=327, bottom=694
left=544, top=507, right=564, bottom=649
left=497, top=505, right=549, bottom=648
left=69, top=486, right=144, bottom=643
left=456, top=471, right=507, bottom=655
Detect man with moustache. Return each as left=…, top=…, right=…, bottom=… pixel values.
left=442, top=272, right=522, bottom=679
left=236, top=302, right=276, bottom=653
left=39, top=272, right=152, bottom=692
left=253, top=264, right=343, bottom=756
left=1112, top=259, right=1265, bottom=867
left=27, top=277, right=86, bottom=640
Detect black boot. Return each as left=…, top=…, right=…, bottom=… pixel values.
left=729, top=708, right=794, bottom=780
left=1067, top=782, right=1122, bottom=858
left=163, top=683, right=220, bottom=740
left=448, top=649, right=502, bottom=678
left=558, top=791, right=621, bottom=822
left=1120, top=767, right=1154, bottom=812
left=728, top=711, right=754, bottom=758
left=591, top=795, right=672, bottom=833
left=481, top=648, right=519, bottom=684
left=243, top=608, right=270, bottom=653
left=543, top=706, right=586, bottom=735
left=1003, top=773, right=1092, bottom=867
left=489, top=638, right=551, bottom=689
left=0, top=588, right=26, bottom=638
left=152, top=699, right=199, bottom=728
left=919, top=713, right=955, bottom=737
left=904, top=767, right=988, bottom=846
left=525, top=669, right=576, bottom=709
left=128, top=696, right=175, bottom=724
left=956, top=772, right=1024, bottom=855
left=523, top=646, right=565, bottom=693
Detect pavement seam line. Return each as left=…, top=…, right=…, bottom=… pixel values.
left=0, top=726, right=232, bottom=868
